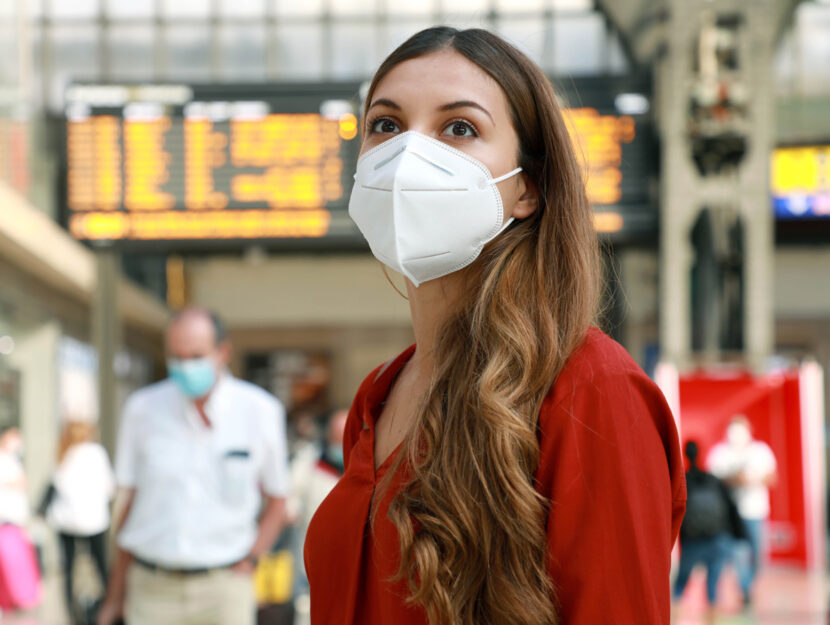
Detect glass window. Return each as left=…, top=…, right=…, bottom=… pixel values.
left=49, top=0, right=100, bottom=20
left=382, top=20, right=433, bottom=59
left=106, top=0, right=154, bottom=19
left=27, top=0, right=45, bottom=19
left=273, top=0, right=324, bottom=18
left=551, top=12, right=604, bottom=76
left=107, top=25, right=156, bottom=81
left=0, top=20, right=17, bottom=90
left=331, top=0, right=378, bottom=16
left=160, top=0, right=211, bottom=19
left=607, top=30, right=629, bottom=75
left=494, top=0, right=544, bottom=13
left=28, top=24, right=45, bottom=110
left=496, top=17, right=547, bottom=68
left=796, top=3, right=830, bottom=95
left=331, top=23, right=377, bottom=79
left=551, top=0, right=592, bottom=11
left=219, top=25, right=266, bottom=80
left=385, top=0, right=436, bottom=17
left=219, top=0, right=266, bottom=17
left=48, top=25, right=101, bottom=110
left=273, top=23, right=325, bottom=79
left=162, top=25, right=212, bottom=81
left=774, top=30, right=796, bottom=95
left=442, top=0, right=487, bottom=12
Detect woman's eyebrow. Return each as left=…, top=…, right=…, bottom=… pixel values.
left=438, top=100, right=494, bottom=125
left=367, top=97, right=400, bottom=111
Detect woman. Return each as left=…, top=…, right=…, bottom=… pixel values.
left=305, top=27, right=686, bottom=625
left=47, top=421, right=115, bottom=619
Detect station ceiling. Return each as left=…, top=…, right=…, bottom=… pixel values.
left=595, top=0, right=803, bottom=67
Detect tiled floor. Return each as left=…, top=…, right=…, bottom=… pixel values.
left=2, top=566, right=827, bottom=624
left=673, top=567, right=828, bottom=624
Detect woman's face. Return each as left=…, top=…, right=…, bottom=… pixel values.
left=362, top=49, right=537, bottom=222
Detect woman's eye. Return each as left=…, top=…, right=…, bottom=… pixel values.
left=442, top=121, right=477, bottom=138
left=370, top=118, right=400, bottom=134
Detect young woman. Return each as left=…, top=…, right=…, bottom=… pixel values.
left=47, top=421, right=115, bottom=619
left=305, top=27, right=686, bottom=625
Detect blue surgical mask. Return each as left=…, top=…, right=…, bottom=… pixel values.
left=167, top=357, right=217, bottom=399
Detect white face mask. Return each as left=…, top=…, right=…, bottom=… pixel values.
left=348, top=131, right=522, bottom=287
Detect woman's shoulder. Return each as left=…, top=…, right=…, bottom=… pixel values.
left=540, top=326, right=673, bottom=434
left=551, top=327, right=646, bottom=392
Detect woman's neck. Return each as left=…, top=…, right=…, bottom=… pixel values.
left=405, top=273, right=464, bottom=378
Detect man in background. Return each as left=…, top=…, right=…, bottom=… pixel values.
left=98, top=307, right=290, bottom=625
left=673, top=440, right=744, bottom=623
left=707, top=415, right=777, bottom=608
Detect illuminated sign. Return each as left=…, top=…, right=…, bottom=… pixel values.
left=564, top=107, right=637, bottom=206
left=64, top=79, right=656, bottom=247
left=65, top=84, right=361, bottom=246
left=771, top=146, right=830, bottom=219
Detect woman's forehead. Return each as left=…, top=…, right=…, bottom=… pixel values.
left=371, top=49, right=508, bottom=115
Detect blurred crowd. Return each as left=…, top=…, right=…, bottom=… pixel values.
left=0, top=310, right=349, bottom=625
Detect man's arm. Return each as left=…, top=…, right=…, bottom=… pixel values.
left=232, top=495, right=287, bottom=574
left=97, top=488, right=135, bottom=625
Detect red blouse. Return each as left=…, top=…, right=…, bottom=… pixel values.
left=305, top=328, right=687, bottom=624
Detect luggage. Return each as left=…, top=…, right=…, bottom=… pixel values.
left=254, top=549, right=294, bottom=605
left=255, top=549, right=295, bottom=625
left=257, top=602, right=295, bottom=625
left=0, top=523, right=42, bottom=610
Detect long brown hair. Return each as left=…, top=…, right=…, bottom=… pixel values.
left=57, top=421, right=97, bottom=464
left=365, top=27, right=602, bottom=625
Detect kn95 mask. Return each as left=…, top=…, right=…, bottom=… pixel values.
left=348, top=131, right=522, bottom=287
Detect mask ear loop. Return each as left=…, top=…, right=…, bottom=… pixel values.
left=488, top=167, right=523, bottom=186
left=382, top=264, right=409, bottom=300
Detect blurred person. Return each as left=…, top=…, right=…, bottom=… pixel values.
left=291, top=410, right=348, bottom=591
left=46, top=421, right=115, bottom=623
left=304, top=27, right=686, bottom=625
left=97, top=308, right=290, bottom=625
left=0, top=426, right=41, bottom=613
left=673, top=441, right=745, bottom=622
left=0, top=427, right=27, bottom=528
left=707, top=415, right=777, bottom=608
left=290, top=412, right=322, bottom=465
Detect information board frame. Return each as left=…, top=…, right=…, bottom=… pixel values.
left=61, top=75, right=659, bottom=251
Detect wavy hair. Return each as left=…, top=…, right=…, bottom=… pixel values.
left=366, top=27, right=601, bottom=625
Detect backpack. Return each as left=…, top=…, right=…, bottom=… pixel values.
left=682, top=473, right=730, bottom=540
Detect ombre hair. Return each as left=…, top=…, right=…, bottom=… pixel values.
left=57, top=421, right=97, bottom=464
left=366, top=27, right=601, bottom=625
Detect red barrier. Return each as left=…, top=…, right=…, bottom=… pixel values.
left=668, top=364, right=825, bottom=570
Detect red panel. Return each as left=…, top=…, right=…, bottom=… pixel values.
left=678, top=370, right=806, bottom=566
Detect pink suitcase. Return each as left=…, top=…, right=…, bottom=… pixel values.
left=0, top=524, right=41, bottom=610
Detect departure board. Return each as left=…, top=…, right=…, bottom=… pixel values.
left=772, top=145, right=830, bottom=219
left=65, top=83, right=362, bottom=247
left=64, top=78, right=656, bottom=247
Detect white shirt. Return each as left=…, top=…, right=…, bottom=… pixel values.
left=48, top=442, right=115, bottom=536
left=0, top=451, right=28, bottom=526
left=115, top=374, right=290, bottom=569
left=707, top=440, right=777, bottom=520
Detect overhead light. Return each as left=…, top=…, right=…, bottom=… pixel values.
left=0, top=336, right=15, bottom=356
left=614, top=93, right=650, bottom=115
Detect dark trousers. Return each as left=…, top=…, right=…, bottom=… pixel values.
left=59, top=530, right=109, bottom=613
left=673, top=533, right=732, bottom=605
